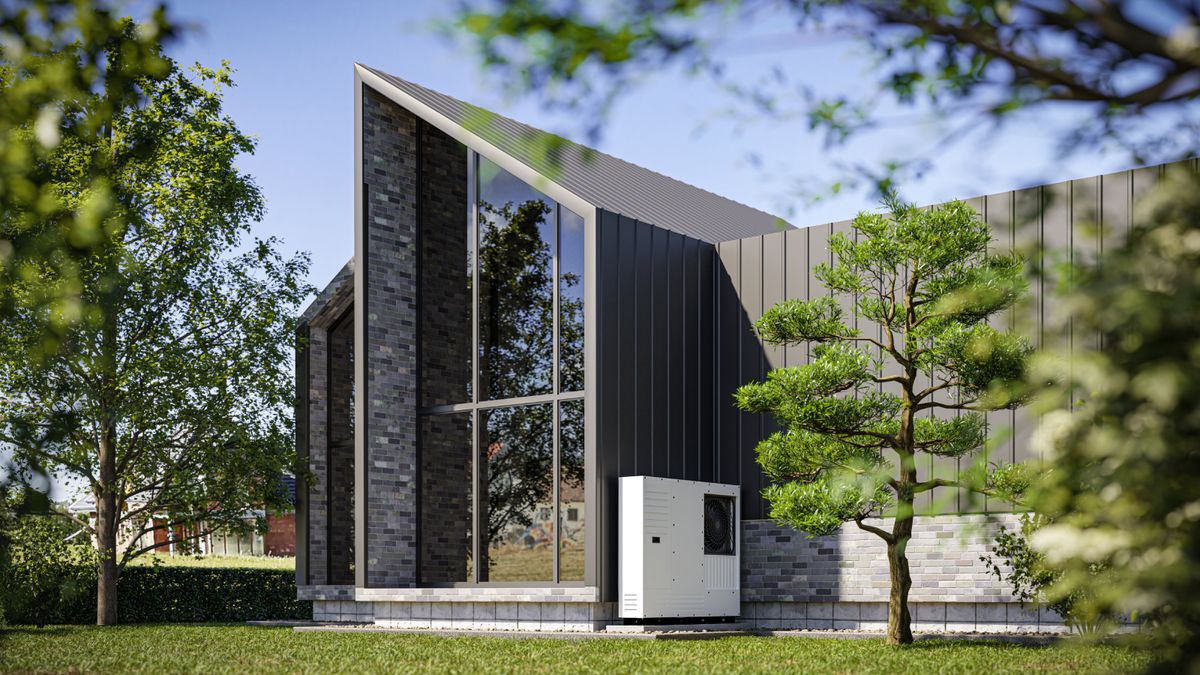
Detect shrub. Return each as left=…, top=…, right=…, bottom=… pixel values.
left=982, top=513, right=1108, bottom=635
left=3, top=564, right=311, bottom=625
left=2, top=516, right=97, bottom=627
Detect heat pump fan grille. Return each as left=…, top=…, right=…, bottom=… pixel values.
left=703, top=495, right=735, bottom=555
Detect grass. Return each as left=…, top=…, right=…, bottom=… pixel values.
left=0, top=625, right=1152, bottom=674
left=484, top=545, right=585, bottom=582
left=128, top=554, right=295, bottom=570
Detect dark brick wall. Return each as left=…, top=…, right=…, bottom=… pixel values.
left=361, top=87, right=420, bottom=587
left=416, top=122, right=473, bottom=583
left=419, top=414, right=473, bottom=583
left=418, top=123, right=472, bottom=407
left=304, top=328, right=328, bottom=585
left=298, top=262, right=353, bottom=587
left=327, top=313, right=355, bottom=584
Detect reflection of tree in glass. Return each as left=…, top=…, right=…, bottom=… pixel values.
left=560, top=269, right=584, bottom=392
left=560, top=400, right=585, bottom=500
left=483, top=404, right=552, bottom=562
left=478, top=198, right=554, bottom=400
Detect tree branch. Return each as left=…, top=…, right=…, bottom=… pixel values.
left=854, top=514, right=894, bottom=543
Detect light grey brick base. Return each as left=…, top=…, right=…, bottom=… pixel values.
left=739, top=601, right=1070, bottom=634
left=314, top=600, right=616, bottom=632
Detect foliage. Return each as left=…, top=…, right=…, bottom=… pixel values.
left=0, top=51, right=311, bottom=624
left=452, top=0, right=1197, bottom=194
left=0, top=625, right=1154, bottom=674
left=129, top=554, right=295, bottom=570
left=1021, top=169, right=1200, bottom=669
left=0, top=0, right=173, bottom=352
left=735, top=196, right=1030, bottom=643
left=0, top=0, right=174, bottom=622
left=981, top=512, right=1107, bottom=636
left=1, top=566, right=310, bottom=625
left=0, top=510, right=97, bottom=628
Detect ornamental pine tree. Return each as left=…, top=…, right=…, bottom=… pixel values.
left=735, top=197, right=1032, bottom=645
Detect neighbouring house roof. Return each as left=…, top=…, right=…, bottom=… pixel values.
left=360, top=65, right=791, bottom=244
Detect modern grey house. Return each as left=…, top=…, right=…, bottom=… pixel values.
left=295, top=63, right=1184, bottom=632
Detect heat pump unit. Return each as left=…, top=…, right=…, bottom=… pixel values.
left=619, top=476, right=740, bottom=620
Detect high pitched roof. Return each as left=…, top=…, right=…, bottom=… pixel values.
left=361, top=65, right=790, bottom=244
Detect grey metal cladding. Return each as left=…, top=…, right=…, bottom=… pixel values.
left=717, top=159, right=1191, bottom=517
left=360, top=65, right=790, bottom=244
left=592, top=209, right=725, bottom=599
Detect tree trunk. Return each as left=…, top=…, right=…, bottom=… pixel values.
left=95, top=386, right=120, bottom=625
left=95, top=477, right=119, bottom=625
left=887, top=515, right=914, bottom=645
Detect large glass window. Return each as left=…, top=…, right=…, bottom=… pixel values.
left=559, top=208, right=585, bottom=393
left=480, top=404, right=554, bottom=581
left=559, top=399, right=585, bottom=581
left=417, top=151, right=587, bottom=585
left=478, top=157, right=555, bottom=400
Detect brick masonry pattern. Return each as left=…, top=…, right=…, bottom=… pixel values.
left=310, top=599, right=1073, bottom=634
left=742, top=514, right=1022, bottom=603
left=361, top=88, right=420, bottom=587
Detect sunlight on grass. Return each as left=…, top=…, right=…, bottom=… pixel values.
left=128, top=555, right=295, bottom=570
left=0, top=625, right=1152, bottom=674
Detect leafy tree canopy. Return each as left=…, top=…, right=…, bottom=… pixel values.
left=0, top=51, right=310, bottom=624
left=453, top=0, right=1197, bottom=193
left=1023, top=169, right=1200, bottom=667
left=0, top=0, right=174, bottom=352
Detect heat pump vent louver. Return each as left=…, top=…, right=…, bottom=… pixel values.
left=703, top=495, right=735, bottom=555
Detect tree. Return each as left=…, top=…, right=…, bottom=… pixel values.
left=0, top=2, right=174, bottom=586
left=0, top=1, right=173, bottom=352
left=734, top=197, right=1030, bottom=644
left=453, top=0, right=1198, bottom=193
left=0, top=54, right=311, bottom=625
left=1022, top=168, right=1200, bottom=669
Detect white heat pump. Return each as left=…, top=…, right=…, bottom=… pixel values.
left=619, top=476, right=740, bottom=620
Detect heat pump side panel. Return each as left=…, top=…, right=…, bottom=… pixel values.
left=618, top=477, right=646, bottom=618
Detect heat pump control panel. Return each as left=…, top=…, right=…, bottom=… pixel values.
left=618, top=476, right=740, bottom=620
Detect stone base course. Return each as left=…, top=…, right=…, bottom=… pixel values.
left=313, top=600, right=617, bottom=632
left=740, top=601, right=1070, bottom=634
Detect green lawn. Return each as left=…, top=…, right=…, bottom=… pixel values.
left=128, top=554, right=295, bottom=570
left=0, top=625, right=1151, bottom=674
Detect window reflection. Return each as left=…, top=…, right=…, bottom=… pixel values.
left=559, top=208, right=585, bottom=392
left=480, top=404, right=554, bottom=582
left=416, top=152, right=588, bottom=585
left=478, top=157, right=554, bottom=401
left=559, top=399, right=585, bottom=580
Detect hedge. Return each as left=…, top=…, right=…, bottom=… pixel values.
left=5, top=567, right=311, bottom=625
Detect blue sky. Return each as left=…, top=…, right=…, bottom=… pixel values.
left=158, top=0, right=1141, bottom=302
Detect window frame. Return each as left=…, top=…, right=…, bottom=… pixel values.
left=417, top=149, right=587, bottom=587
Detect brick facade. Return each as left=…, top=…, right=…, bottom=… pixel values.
left=741, top=514, right=1017, bottom=604
left=264, top=512, right=296, bottom=557
left=327, top=315, right=355, bottom=584
left=298, top=262, right=353, bottom=587
left=360, top=87, right=420, bottom=587
left=415, top=120, right=474, bottom=584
